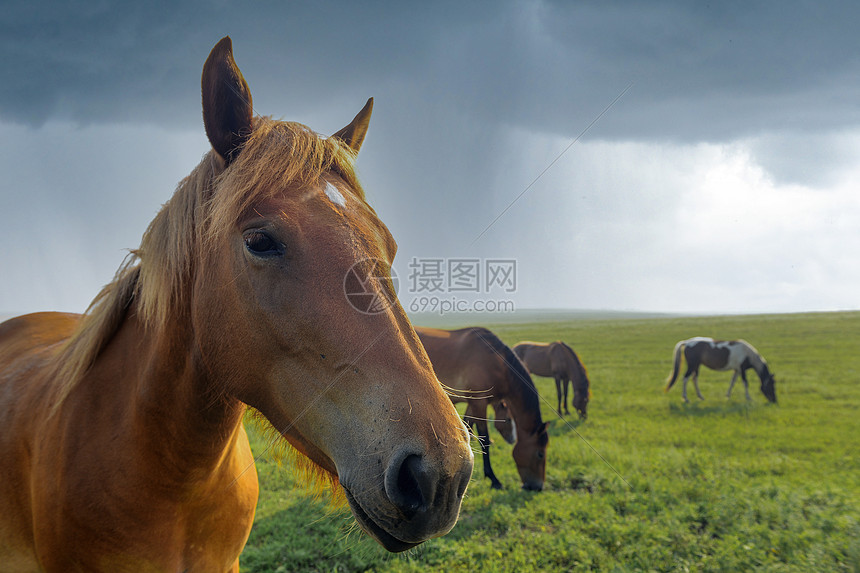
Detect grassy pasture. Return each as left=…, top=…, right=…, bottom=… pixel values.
left=240, top=311, right=860, bottom=572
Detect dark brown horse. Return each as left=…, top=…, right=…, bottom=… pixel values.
left=0, top=37, right=473, bottom=571
left=513, top=341, right=591, bottom=419
left=665, top=337, right=777, bottom=403
left=416, top=326, right=549, bottom=491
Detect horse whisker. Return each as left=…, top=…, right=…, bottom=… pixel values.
left=430, top=422, right=445, bottom=446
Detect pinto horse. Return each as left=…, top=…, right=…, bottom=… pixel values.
left=416, top=326, right=549, bottom=491
left=513, top=341, right=591, bottom=419
left=0, top=37, right=474, bottom=571
left=665, top=337, right=777, bottom=403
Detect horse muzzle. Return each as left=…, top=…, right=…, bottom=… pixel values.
left=522, top=480, right=544, bottom=492
left=341, top=446, right=473, bottom=552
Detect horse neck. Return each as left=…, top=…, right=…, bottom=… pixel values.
left=502, top=364, right=543, bottom=434
left=79, top=305, right=246, bottom=472
left=560, top=344, right=586, bottom=382
left=742, top=345, right=768, bottom=380
left=751, top=354, right=770, bottom=381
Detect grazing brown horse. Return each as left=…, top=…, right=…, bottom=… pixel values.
left=665, top=337, right=777, bottom=403
left=416, top=326, right=549, bottom=491
left=0, top=37, right=473, bottom=571
left=513, top=341, right=591, bottom=419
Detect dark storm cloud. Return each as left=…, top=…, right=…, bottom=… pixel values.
left=2, top=1, right=860, bottom=141
left=3, top=1, right=860, bottom=315
left=0, top=1, right=474, bottom=126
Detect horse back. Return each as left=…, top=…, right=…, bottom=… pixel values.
left=0, top=311, right=79, bottom=355
left=512, top=342, right=554, bottom=377
left=0, top=311, right=81, bottom=416
left=686, top=338, right=735, bottom=371
left=0, top=311, right=80, bottom=413
left=417, top=327, right=511, bottom=400
left=0, top=312, right=80, bottom=569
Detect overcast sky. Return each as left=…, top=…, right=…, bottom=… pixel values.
left=2, top=1, right=860, bottom=317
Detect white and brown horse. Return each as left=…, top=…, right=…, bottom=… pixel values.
left=665, top=337, right=777, bottom=403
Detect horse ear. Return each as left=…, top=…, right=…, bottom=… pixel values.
left=332, top=98, right=373, bottom=152
left=201, top=36, right=254, bottom=164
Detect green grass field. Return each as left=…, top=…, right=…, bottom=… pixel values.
left=240, top=311, right=860, bottom=572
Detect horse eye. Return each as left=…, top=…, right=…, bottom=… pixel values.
left=243, top=230, right=281, bottom=256
left=537, top=451, right=545, bottom=459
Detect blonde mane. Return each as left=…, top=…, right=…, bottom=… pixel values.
left=49, top=118, right=365, bottom=412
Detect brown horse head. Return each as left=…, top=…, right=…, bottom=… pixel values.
left=572, top=392, right=589, bottom=420
left=512, top=421, right=549, bottom=491
left=185, top=37, right=473, bottom=551
left=571, top=373, right=591, bottom=420
left=494, top=337, right=549, bottom=491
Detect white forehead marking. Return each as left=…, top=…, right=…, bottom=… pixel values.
left=324, top=181, right=347, bottom=207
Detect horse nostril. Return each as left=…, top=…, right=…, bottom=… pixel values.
left=398, top=455, right=424, bottom=510
left=387, top=453, right=433, bottom=516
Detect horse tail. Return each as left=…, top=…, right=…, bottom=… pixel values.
left=665, top=340, right=685, bottom=392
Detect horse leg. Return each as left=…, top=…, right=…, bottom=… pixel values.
left=469, top=403, right=503, bottom=489
left=555, top=377, right=563, bottom=416
left=740, top=369, right=752, bottom=401
left=692, top=370, right=704, bottom=400
left=727, top=371, right=739, bottom=398
left=562, top=376, right=570, bottom=416
left=681, top=363, right=697, bottom=402
left=477, top=421, right=503, bottom=489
